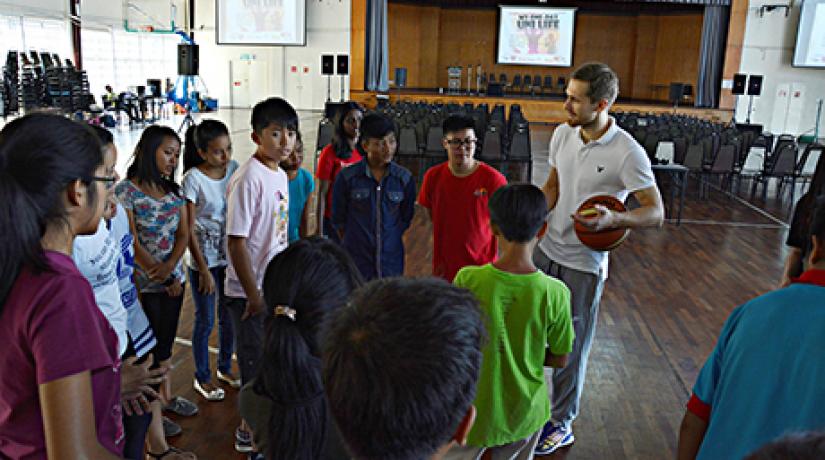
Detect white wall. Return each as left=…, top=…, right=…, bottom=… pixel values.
left=194, top=0, right=351, bottom=111
left=736, top=0, right=825, bottom=136
left=71, top=0, right=351, bottom=110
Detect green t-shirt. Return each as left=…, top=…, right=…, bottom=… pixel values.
left=454, top=263, right=574, bottom=447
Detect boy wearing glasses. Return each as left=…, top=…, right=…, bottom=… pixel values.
left=331, top=113, right=416, bottom=280
left=417, top=115, right=507, bottom=282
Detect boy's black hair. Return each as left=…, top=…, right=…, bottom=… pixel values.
left=358, top=113, right=395, bottom=144
left=489, top=183, right=548, bottom=243
left=322, top=277, right=485, bottom=460
left=251, top=97, right=299, bottom=134
left=442, top=115, right=475, bottom=136
left=745, top=431, right=825, bottom=460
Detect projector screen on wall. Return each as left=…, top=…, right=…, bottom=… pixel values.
left=217, top=0, right=306, bottom=46
left=497, top=6, right=576, bottom=67
left=793, top=0, right=825, bottom=67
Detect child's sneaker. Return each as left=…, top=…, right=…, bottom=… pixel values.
left=535, top=422, right=574, bottom=455
left=235, top=427, right=253, bottom=453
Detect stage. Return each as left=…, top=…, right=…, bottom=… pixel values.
left=350, top=89, right=733, bottom=124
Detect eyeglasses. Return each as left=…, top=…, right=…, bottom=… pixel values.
left=445, top=138, right=478, bottom=149
left=90, top=176, right=117, bottom=190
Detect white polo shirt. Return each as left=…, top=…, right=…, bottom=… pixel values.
left=538, top=117, right=656, bottom=278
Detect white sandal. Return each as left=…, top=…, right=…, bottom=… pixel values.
left=193, top=379, right=225, bottom=401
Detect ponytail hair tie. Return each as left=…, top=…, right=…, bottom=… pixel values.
left=274, top=305, right=297, bottom=321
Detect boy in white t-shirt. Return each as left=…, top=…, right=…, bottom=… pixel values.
left=224, top=97, right=295, bottom=453
left=73, top=126, right=168, bottom=460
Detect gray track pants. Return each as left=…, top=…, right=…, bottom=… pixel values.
left=533, top=248, right=605, bottom=430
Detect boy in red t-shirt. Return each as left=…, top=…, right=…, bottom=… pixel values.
left=417, top=115, right=507, bottom=282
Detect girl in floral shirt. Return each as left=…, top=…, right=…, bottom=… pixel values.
left=115, top=125, right=196, bottom=459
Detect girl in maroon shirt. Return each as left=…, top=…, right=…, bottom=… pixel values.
left=0, top=114, right=123, bottom=458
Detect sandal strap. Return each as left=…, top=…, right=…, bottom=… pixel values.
left=146, top=446, right=183, bottom=459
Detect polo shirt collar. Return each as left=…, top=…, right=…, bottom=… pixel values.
left=792, top=269, right=825, bottom=288
left=574, top=116, right=618, bottom=147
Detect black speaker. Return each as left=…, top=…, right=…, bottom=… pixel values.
left=747, top=75, right=763, bottom=96
left=336, top=55, right=349, bottom=76
left=732, top=74, right=747, bottom=95
left=177, top=44, right=199, bottom=76
left=669, top=83, right=685, bottom=104
left=394, top=68, right=407, bottom=88
left=147, top=79, right=162, bottom=97
left=321, top=55, right=334, bottom=76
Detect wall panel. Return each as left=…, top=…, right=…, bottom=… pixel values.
left=388, top=4, right=705, bottom=102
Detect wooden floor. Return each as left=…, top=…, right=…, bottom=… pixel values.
left=110, top=110, right=797, bottom=459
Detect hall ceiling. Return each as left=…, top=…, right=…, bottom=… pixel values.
left=388, top=0, right=705, bottom=14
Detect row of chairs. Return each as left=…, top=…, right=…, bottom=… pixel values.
left=487, top=73, right=567, bottom=97
left=315, top=101, right=533, bottom=185
left=618, top=111, right=823, bottom=204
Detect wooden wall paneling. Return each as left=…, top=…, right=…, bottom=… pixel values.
left=388, top=3, right=423, bottom=88
left=436, top=9, right=496, bottom=89
left=632, top=15, right=660, bottom=100
left=418, top=6, right=441, bottom=88
left=351, top=0, right=367, bottom=92
left=386, top=4, right=704, bottom=103
left=720, top=0, right=747, bottom=110
left=571, top=14, right=638, bottom=97
left=652, top=14, right=704, bottom=99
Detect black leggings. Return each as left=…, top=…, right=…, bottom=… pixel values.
left=141, top=291, right=184, bottom=363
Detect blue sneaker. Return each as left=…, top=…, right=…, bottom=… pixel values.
left=535, top=422, right=574, bottom=455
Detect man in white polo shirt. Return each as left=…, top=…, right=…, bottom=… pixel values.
left=534, top=62, right=665, bottom=455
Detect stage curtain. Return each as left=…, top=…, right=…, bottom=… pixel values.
left=696, top=5, right=729, bottom=107
left=366, top=0, right=389, bottom=92
left=630, top=0, right=730, bottom=4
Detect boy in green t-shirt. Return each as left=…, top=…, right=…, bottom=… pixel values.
left=450, top=183, right=575, bottom=459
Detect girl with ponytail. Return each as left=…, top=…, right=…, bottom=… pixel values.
left=182, top=120, right=240, bottom=400
left=0, top=113, right=122, bottom=458
left=239, top=237, right=363, bottom=460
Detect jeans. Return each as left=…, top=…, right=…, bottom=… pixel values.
left=323, top=218, right=340, bottom=244
left=533, top=248, right=605, bottom=430
left=224, top=296, right=266, bottom=387
left=189, top=266, right=234, bottom=383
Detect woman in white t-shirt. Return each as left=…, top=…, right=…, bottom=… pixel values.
left=182, top=120, right=240, bottom=401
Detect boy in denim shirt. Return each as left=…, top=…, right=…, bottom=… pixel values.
left=331, top=113, right=415, bottom=280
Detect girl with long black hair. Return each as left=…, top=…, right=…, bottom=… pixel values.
left=315, top=101, right=364, bottom=242
left=239, top=237, right=363, bottom=460
left=115, top=125, right=197, bottom=458
left=0, top=113, right=122, bottom=458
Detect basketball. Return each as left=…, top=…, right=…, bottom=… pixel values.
left=574, top=194, right=630, bottom=251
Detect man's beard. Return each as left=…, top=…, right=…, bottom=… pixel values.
left=568, top=111, right=597, bottom=129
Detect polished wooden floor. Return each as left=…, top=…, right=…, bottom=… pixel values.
left=110, top=110, right=796, bottom=459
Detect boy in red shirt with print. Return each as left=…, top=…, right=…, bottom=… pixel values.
left=417, top=115, right=507, bottom=282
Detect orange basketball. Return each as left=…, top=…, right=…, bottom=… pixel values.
left=574, top=195, right=630, bottom=251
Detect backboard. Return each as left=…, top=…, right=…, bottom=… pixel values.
left=123, top=0, right=186, bottom=33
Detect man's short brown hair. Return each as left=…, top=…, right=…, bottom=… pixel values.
left=571, top=62, right=619, bottom=107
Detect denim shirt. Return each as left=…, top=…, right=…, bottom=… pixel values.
left=331, top=160, right=416, bottom=280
